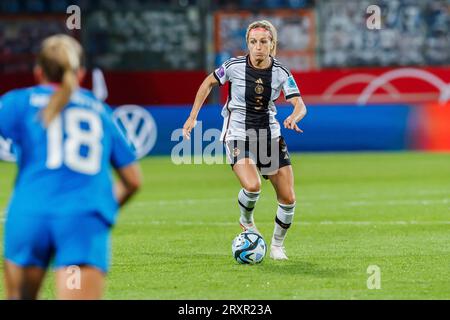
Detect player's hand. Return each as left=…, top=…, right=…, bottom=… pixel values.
left=283, top=115, right=303, bottom=133
left=183, top=116, right=197, bottom=140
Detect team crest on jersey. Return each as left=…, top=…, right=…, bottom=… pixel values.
left=232, top=147, right=241, bottom=157
left=255, top=78, right=264, bottom=94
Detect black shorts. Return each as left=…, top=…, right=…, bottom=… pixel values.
left=225, top=136, right=291, bottom=179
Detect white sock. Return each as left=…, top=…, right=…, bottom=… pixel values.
left=272, top=202, right=295, bottom=247
left=238, top=188, right=260, bottom=224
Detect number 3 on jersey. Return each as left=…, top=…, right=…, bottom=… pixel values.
left=46, top=108, right=103, bottom=175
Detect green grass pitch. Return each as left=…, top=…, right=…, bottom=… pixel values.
left=0, top=152, right=449, bottom=299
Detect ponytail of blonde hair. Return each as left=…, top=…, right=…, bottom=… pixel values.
left=245, top=20, right=278, bottom=57
left=38, top=34, right=83, bottom=126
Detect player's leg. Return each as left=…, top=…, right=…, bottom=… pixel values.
left=51, top=213, right=111, bottom=300
left=55, top=266, right=104, bottom=300
left=227, top=140, right=261, bottom=233
left=4, top=262, right=47, bottom=299
left=233, top=157, right=262, bottom=232
left=268, top=164, right=296, bottom=260
left=3, top=215, right=52, bottom=299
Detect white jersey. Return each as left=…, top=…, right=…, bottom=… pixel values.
left=214, top=55, right=300, bottom=142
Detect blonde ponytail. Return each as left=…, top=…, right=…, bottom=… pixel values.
left=38, top=35, right=83, bottom=126
left=246, top=20, right=278, bottom=57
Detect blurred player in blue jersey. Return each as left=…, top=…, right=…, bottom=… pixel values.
left=0, top=35, right=142, bottom=299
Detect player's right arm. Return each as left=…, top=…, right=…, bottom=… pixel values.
left=107, top=111, right=142, bottom=207
left=114, top=163, right=142, bottom=207
left=182, top=73, right=219, bottom=140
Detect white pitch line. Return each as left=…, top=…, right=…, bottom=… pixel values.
left=1, top=217, right=448, bottom=226
left=126, top=220, right=450, bottom=226
left=129, top=198, right=450, bottom=208
left=346, top=199, right=450, bottom=207
left=291, top=189, right=450, bottom=201
left=1, top=197, right=448, bottom=223
left=130, top=198, right=233, bottom=207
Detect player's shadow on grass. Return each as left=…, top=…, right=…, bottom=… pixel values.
left=259, top=260, right=347, bottom=278
left=157, top=252, right=347, bottom=278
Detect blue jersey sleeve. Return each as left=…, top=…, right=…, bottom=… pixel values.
left=105, top=111, right=137, bottom=169
left=0, top=90, right=24, bottom=142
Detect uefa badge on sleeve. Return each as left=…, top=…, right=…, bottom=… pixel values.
left=216, top=66, right=225, bottom=78
left=287, top=76, right=297, bottom=89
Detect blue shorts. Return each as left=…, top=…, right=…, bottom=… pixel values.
left=4, top=213, right=111, bottom=273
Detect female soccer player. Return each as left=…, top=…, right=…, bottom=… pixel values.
left=0, top=35, right=142, bottom=299
left=183, top=20, right=307, bottom=260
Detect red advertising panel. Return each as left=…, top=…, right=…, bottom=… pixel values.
left=413, top=102, right=450, bottom=151
left=220, top=66, right=450, bottom=105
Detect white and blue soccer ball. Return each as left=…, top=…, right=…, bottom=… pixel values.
left=232, top=231, right=267, bottom=264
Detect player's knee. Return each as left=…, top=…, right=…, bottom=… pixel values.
left=279, top=193, right=296, bottom=206
left=243, top=181, right=261, bottom=193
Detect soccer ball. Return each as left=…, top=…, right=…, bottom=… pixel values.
left=232, top=231, right=267, bottom=264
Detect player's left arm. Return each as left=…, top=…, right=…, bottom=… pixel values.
left=0, top=91, right=23, bottom=141
left=284, top=95, right=307, bottom=133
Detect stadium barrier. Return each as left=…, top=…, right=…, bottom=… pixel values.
left=112, top=104, right=415, bottom=158
left=1, top=103, right=447, bottom=163
left=3, top=67, right=450, bottom=107
left=412, top=102, right=450, bottom=151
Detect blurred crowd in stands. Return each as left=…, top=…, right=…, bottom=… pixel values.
left=0, top=0, right=314, bottom=12
left=0, top=0, right=448, bottom=72
left=319, top=0, right=450, bottom=68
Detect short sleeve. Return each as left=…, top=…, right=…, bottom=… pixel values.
left=213, top=61, right=229, bottom=86
left=106, top=111, right=137, bottom=169
left=0, top=90, right=23, bottom=142
left=282, top=73, right=301, bottom=100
